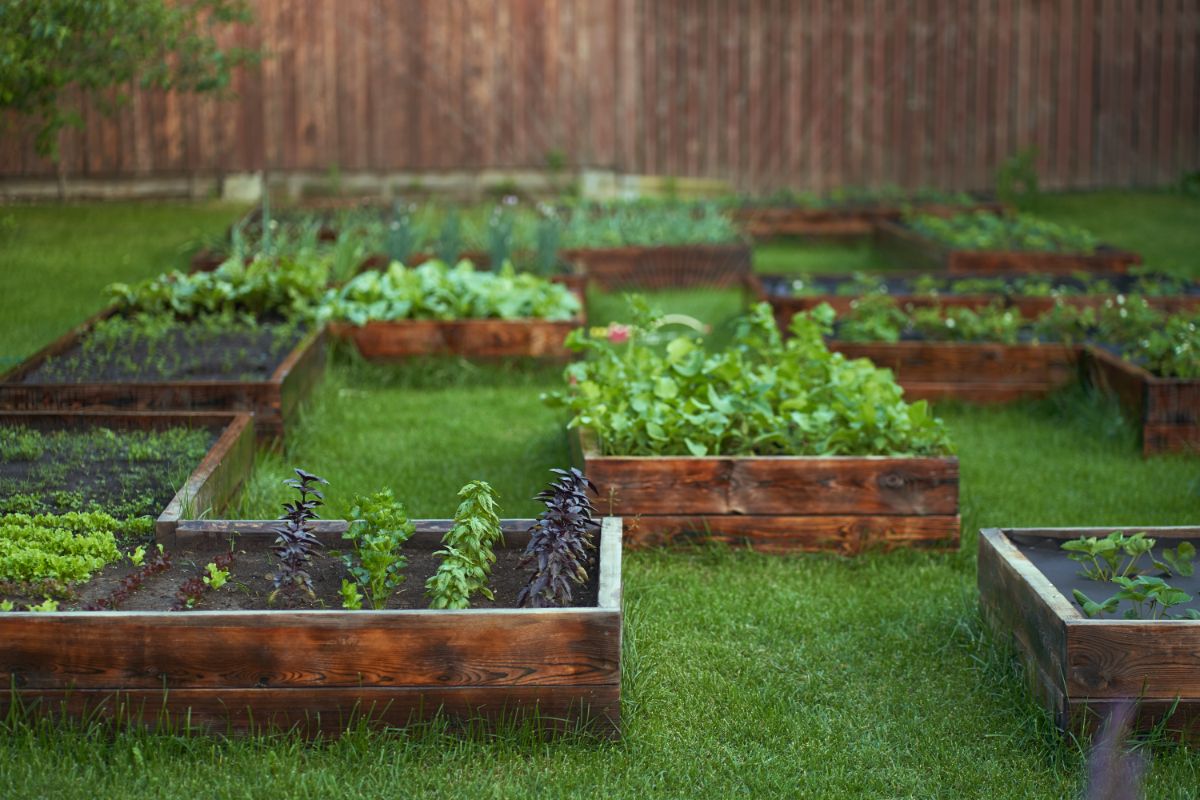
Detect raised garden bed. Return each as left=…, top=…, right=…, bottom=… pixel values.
left=731, top=198, right=1008, bottom=239
left=979, top=526, right=1200, bottom=741
left=875, top=219, right=1141, bottom=274
left=0, top=309, right=327, bottom=440
left=828, top=341, right=1082, bottom=403
left=571, top=428, right=958, bottom=554
left=754, top=272, right=1200, bottom=320
left=0, top=516, right=623, bottom=738
left=328, top=314, right=582, bottom=360
left=1084, top=345, right=1200, bottom=456
left=560, top=244, right=753, bottom=290
left=0, top=410, right=254, bottom=539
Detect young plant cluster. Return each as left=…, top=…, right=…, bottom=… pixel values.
left=780, top=269, right=1198, bottom=300
left=0, top=512, right=125, bottom=585
left=518, top=469, right=599, bottom=609
left=336, top=489, right=415, bottom=610
left=425, top=481, right=503, bottom=609
left=907, top=211, right=1101, bottom=253
left=268, top=469, right=328, bottom=603
left=321, top=260, right=581, bottom=325
left=560, top=200, right=740, bottom=248
left=726, top=185, right=976, bottom=210
left=172, top=552, right=234, bottom=611
left=83, top=547, right=172, bottom=611
left=1062, top=531, right=1200, bottom=620
left=546, top=299, right=953, bottom=458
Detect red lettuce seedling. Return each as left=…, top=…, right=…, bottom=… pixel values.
left=84, top=549, right=172, bottom=611
left=269, top=469, right=328, bottom=603
left=517, top=468, right=599, bottom=608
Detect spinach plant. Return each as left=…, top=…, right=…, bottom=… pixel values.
left=425, top=481, right=502, bottom=609
left=268, top=469, right=327, bottom=604
left=518, top=468, right=600, bottom=608
left=336, top=489, right=415, bottom=610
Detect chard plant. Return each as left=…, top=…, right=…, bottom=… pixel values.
left=425, top=481, right=502, bottom=610
left=1062, top=532, right=1200, bottom=620
left=335, top=489, right=415, bottom=610
left=268, top=469, right=327, bottom=604
left=517, top=468, right=599, bottom=608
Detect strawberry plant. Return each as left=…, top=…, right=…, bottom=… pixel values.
left=425, top=481, right=502, bottom=609
left=1062, top=532, right=1200, bottom=620
left=335, top=489, right=415, bottom=610
left=268, top=469, right=327, bottom=604
left=518, top=468, right=599, bottom=608
left=546, top=299, right=953, bottom=457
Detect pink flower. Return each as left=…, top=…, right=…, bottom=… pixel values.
left=608, top=323, right=631, bottom=344
left=568, top=374, right=579, bottom=386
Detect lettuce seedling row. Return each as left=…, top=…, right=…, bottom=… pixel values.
left=572, top=428, right=958, bottom=554
left=0, top=411, right=254, bottom=539
left=0, top=309, right=327, bottom=440
left=0, top=517, right=623, bottom=738
left=979, top=526, right=1200, bottom=742
left=875, top=219, right=1142, bottom=274
left=1084, top=346, right=1200, bottom=456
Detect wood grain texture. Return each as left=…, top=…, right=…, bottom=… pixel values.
left=325, top=314, right=582, bottom=361
left=1084, top=345, right=1200, bottom=455
left=0, top=317, right=327, bottom=442
left=980, top=526, right=1200, bottom=742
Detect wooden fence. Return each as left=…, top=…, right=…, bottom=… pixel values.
left=2, top=0, right=1198, bottom=192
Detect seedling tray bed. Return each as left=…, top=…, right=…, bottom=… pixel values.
left=731, top=199, right=1008, bottom=239
left=0, top=517, right=623, bottom=738
left=1083, top=345, right=1200, bottom=455
left=0, top=411, right=254, bottom=539
left=572, top=428, right=958, bottom=554
left=0, top=309, right=327, bottom=440
left=979, top=526, right=1200, bottom=741
left=561, top=243, right=753, bottom=290
left=875, top=219, right=1141, bottom=274
left=827, top=341, right=1082, bottom=403
left=755, top=272, right=1200, bottom=320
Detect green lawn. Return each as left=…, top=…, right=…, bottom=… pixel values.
left=2, top=192, right=1200, bottom=799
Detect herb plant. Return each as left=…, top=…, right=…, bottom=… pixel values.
left=546, top=299, right=953, bottom=457
left=517, top=468, right=599, bottom=608
left=336, top=489, right=415, bottom=610
left=425, top=481, right=503, bottom=609
left=268, top=469, right=328, bottom=603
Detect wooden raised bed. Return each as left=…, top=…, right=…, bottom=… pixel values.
left=1083, top=345, right=1200, bottom=456
left=979, top=526, right=1200, bottom=741
left=561, top=243, right=753, bottom=290
left=828, top=341, right=1082, bottom=403
left=875, top=219, right=1142, bottom=274
left=754, top=273, right=1200, bottom=321
left=0, top=517, right=623, bottom=738
left=0, top=410, right=254, bottom=540
left=572, top=428, right=958, bottom=554
left=0, top=310, right=327, bottom=440
left=731, top=199, right=1008, bottom=239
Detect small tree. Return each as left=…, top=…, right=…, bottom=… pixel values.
left=0, top=0, right=258, bottom=159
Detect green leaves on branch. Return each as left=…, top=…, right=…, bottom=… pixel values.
left=0, top=0, right=259, bottom=159
left=425, top=481, right=502, bottom=610
left=546, top=299, right=953, bottom=458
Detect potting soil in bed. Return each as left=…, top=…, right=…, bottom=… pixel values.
left=21, top=319, right=305, bottom=383
left=67, top=536, right=600, bottom=611
left=1014, top=532, right=1200, bottom=617
left=0, top=425, right=215, bottom=517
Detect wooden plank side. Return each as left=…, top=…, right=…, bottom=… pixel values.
left=622, top=514, right=960, bottom=554
left=0, top=611, right=621, bottom=690
left=1, top=684, right=621, bottom=738
left=1066, top=622, right=1200, bottom=700
left=829, top=341, right=1081, bottom=385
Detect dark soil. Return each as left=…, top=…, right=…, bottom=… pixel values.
left=0, top=425, right=214, bottom=518
left=1015, top=533, right=1200, bottom=617
left=23, top=323, right=304, bottom=383
left=67, top=535, right=599, bottom=612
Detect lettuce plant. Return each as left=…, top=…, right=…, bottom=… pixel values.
left=518, top=468, right=599, bottom=608
left=268, top=469, right=327, bottom=603
left=425, top=481, right=502, bottom=609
